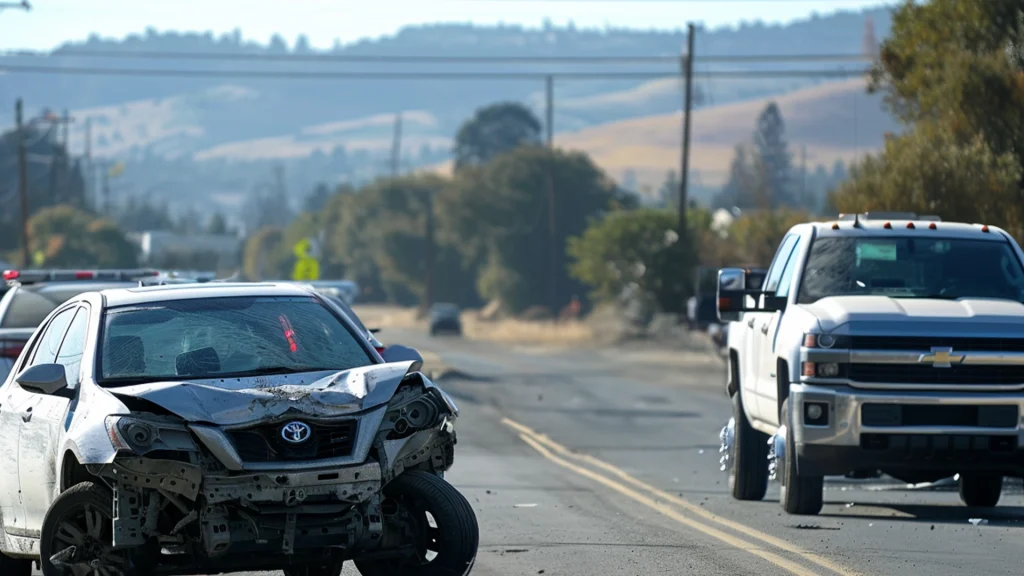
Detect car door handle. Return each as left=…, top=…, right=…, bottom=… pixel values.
left=760, top=323, right=770, bottom=335
left=747, top=317, right=756, bottom=328
left=21, top=406, right=32, bottom=422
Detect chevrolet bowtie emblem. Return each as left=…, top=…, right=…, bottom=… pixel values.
left=918, top=346, right=964, bottom=368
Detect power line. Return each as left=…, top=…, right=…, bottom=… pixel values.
left=0, top=49, right=872, bottom=64
left=0, top=63, right=871, bottom=80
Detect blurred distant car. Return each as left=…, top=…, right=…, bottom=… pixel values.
left=0, top=268, right=160, bottom=382
left=429, top=303, right=462, bottom=336
left=309, top=280, right=359, bottom=305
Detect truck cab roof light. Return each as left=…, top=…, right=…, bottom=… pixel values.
left=883, top=221, right=892, bottom=229
left=831, top=223, right=840, bottom=230
left=982, top=225, right=991, bottom=233
left=928, top=222, right=937, bottom=230
left=906, top=222, right=915, bottom=229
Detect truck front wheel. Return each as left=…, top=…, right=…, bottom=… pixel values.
left=779, top=399, right=824, bottom=515
left=958, top=473, right=1002, bottom=508
left=729, top=391, right=769, bottom=501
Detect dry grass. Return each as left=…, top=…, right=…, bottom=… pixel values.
left=424, top=78, right=899, bottom=193
left=460, top=314, right=596, bottom=346
left=352, top=304, right=599, bottom=346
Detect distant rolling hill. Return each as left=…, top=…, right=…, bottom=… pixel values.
left=428, top=77, right=901, bottom=199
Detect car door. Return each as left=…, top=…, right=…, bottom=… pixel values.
left=758, top=236, right=804, bottom=426
left=20, top=305, right=88, bottom=533
left=0, top=305, right=76, bottom=536
left=749, top=234, right=799, bottom=422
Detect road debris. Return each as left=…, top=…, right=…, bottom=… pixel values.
left=514, top=503, right=539, bottom=508
left=969, top=518, right=989, bottom=526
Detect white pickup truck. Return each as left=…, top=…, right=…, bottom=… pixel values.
left=717, top=212, right=1024, bottom=515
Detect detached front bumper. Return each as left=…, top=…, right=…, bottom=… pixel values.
left=789, top=383, right=1024, bottom=477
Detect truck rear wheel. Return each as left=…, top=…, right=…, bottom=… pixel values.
left=958, top=473, right=1002, bottom=507
left=779, top=399, right=824, bottom=516
left=729, top=391, right=769, bottom=501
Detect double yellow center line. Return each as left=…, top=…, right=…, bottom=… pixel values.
left=502, top=417, right=861, bottom=576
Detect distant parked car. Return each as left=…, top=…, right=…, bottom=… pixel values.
left=429, top=303, right=462, bottom=336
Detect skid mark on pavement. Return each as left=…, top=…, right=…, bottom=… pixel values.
left=503, top=417, right=862, bottom=576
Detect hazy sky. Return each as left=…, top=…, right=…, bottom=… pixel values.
left=0, top=0, right=888, bottom=51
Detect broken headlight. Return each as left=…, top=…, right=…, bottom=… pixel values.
left=383, top=389, right=449, bottom=440
left=105, top=414, right=199, bottom=455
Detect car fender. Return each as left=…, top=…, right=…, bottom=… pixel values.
left=63, top=379, right=132, bottom=465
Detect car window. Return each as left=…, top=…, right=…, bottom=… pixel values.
left=27, top=307, right=76, bottom=368
left=774, top=238, right=803, bottom=298
left=764, top=235, right=799, bottom=293
left=56, top=308, right=89, bottom=389
left=797, top=237, right=1024, bottom=304
left=99, top=296, right=376, bottom=384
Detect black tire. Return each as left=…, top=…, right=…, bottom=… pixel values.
left=959, top=473, right=1003, bottom=508
left=355, top=470, right=478, bottom=576
left=40, top=481, right=132, bottom=576
left=729, top=390, right=769, bottom=501
left=779, top=399, right=824, bottom=516
left=284, top=563, right=344, bottom=576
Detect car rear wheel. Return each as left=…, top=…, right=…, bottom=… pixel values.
left=958, top=473, right=1003, bottom=507
left=355, top=470, right=478, bottom=576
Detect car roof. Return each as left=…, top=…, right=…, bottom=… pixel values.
left=98, top=282, right=317, bottom=308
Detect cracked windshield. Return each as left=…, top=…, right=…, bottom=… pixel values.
left=4, top=1, right=1024, bottom=575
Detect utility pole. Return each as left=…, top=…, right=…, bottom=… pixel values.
left=678, top=23, right=696, bottom=239
left=800, top=144, right=807, bottom=207
left=390, top=112, right=402, bottom=179
left=16, top=99, right=30, bottom=267
left=545, top=75, right=558, bottom=313
left=423, top=195, right=435, bottom=312
left=545, top=75, right=554, bottom=147
left=84, top=117, right=92, bottom=206
left=61, top=109, right=70, bottom=148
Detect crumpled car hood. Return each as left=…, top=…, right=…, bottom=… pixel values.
left=800, top=296, right=1024, bottom=335
left=107, top=361, right=416, bottom=427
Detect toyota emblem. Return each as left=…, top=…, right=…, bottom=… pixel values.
left=280, top=421, right=312, bottom=444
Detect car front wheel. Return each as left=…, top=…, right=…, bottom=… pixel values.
left=778, top=399, right=824, bottom=516
left=355, top=470, right=478, bottom=576
left=40, top=481, right=133, bottom=576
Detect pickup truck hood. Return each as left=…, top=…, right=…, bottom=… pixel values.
left=800, top=296, right=1024, bottom=336
left=107, top=361, right=416, bottom=427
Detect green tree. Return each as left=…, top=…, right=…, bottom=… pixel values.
left=453, top=102, right=543, bottom=171
left=567, top=208, right=692, bottom=313
left=438, top=146, right=629, bottom=313
left=241, top=226, right=284, bottom=281
left=753, top=101, right=793, bottom=207
left=28, top=205, right=138, bottom=268
left=833, top=0, right=1024, bottom=236
left=207, top=212, right=230, bottom=235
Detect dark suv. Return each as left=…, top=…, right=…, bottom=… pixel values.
left=429, top=303, right=462, bottom=336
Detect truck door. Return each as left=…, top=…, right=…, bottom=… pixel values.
left=758, top=237, right=803, bottom=426
left=750, top=235, right=799, bottom=423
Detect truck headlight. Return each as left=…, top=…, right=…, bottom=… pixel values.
left=802, top=333, right=850, bottom=349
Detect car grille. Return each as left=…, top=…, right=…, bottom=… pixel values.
left=227, top=420, right=358, bottom=462
left=851, top=336, right=1024, bottom=352
left=849, top=364, right=1024, bottom=385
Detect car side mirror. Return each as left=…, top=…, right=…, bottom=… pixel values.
left=368, top=327, right=381, bottom=334
left=379, top=344, right=424, bottom=372
left=15, top=363, right=68, bottom=395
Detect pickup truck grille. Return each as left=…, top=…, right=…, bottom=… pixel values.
left=851, top=336, right=1024, bottom=352
left=227, top=420, right=358, bottom=462
left=849, top=364, right=1024, bottom=385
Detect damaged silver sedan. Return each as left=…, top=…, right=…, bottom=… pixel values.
left=0, top=282, right=477, bottom=576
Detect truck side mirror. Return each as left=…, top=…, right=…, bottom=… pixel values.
left=717, top=268, right=750, bottom=322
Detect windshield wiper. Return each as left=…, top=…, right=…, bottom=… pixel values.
left=217, top=366, right=343, bottom=378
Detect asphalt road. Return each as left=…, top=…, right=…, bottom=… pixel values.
left=374, top=327, right=1024, bottom=576
left=34, top=328, right=1024, bottom=575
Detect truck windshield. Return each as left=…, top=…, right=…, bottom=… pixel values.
left=797, top=236, right=1024, bottom=304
